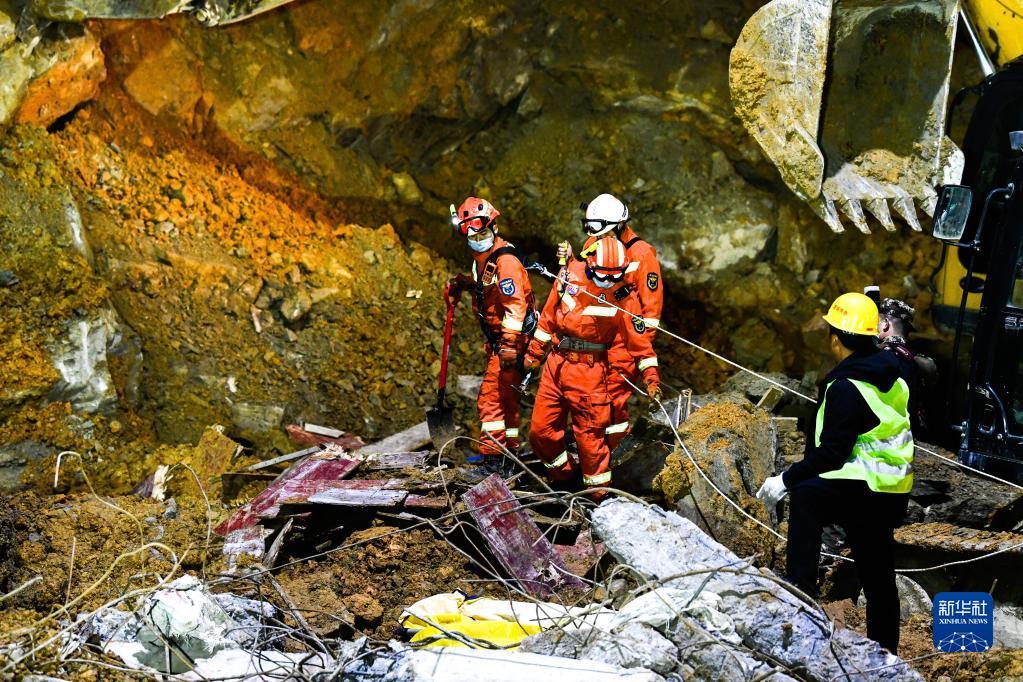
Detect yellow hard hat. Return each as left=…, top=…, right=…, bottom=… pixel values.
left=822, top=292, right=879, bottom=335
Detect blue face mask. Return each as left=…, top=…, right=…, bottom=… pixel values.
left=468, top=232, right=494, bottom=252
left=594, top=278, right=616, bottom=289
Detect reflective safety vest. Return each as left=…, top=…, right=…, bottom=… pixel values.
left=817, top=378, right=914, bottom=493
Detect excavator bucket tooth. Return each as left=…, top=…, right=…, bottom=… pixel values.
left=865, top=198, right=897, bottom=232
left=920, top=191, right=938, bottom=218
left=837, top=197, right=871, bottom=234
left=892, top=196, right=923, bottom=232
left=730, top=0, right=962, bottom=233
left=811, top=196, right=845, bottom=234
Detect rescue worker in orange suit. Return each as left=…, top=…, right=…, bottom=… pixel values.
left=525, top=236, right=661, bottom=499
left=446, top=197, right=537, bottom=478
left=558, top=193, right=663, bottom=451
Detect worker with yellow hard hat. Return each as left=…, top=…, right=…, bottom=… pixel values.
left=757, top=292, right=913, bottom=654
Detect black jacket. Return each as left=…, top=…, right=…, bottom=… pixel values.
left=783, top=349, right=905, bottom=489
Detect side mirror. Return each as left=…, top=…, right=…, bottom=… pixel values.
left=931, top=184, right=973, bottom=242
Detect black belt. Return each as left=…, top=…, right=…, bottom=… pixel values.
left=557, top=337, right=610, bottom=352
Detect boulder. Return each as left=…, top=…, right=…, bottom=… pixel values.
left=15, top=27, right=106, bottom=128
left=46, top=307, right=124, bottom=415
left=651, top=400, right=778, bottom=558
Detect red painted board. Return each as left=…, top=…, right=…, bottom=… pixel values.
left=462, top=474, right=585, bottom=596
left=214, top=453, right=360, bottom=535
left=286, top=424, right=366, bottom=450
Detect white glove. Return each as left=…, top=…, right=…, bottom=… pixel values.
left=756, top=474, right=788, bottom=507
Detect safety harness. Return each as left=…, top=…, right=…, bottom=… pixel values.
left=475, top=244, right=538, bottom=348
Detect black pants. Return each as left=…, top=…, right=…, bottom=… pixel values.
left=786, top=477, right=909, bottom=653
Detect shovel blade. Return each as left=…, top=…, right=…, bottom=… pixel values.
left=426, top=404, right=458, bottom=450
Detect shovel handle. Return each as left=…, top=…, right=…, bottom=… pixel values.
left=437, top=292, right=457, bottom=397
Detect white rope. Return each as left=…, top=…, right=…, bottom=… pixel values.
left=531, top=263, right=1023, bottom=492
left=529, top=262, right=1023, bottom=573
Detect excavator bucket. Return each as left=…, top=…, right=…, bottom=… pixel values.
left=730, top=0, right=964, bottom=233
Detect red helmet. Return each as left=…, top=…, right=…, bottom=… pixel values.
left=585, top=236, right=627, bottom=283
left=452, top=197, right=500, bottom=235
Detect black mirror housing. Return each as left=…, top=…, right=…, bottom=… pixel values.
left=932, top=184, right=973, bottom=242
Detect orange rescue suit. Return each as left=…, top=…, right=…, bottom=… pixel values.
left=581, top=225, right=663, bottom=449
left=526, top=258, right=660, bottom=496
left=470, top=235, right=535, bottom=457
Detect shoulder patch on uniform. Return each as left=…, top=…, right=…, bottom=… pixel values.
left=566, top=284, right=579, bottom=296
left=499, top=278, right=516, bottom=295
left=632, top=317, right=647, bottom=333
left=646, top=273, right=659, bottom=291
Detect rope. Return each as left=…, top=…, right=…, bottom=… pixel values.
left=528, top=262, right=1023, bottom=573
left=529, top=262, right=1023, bottom=492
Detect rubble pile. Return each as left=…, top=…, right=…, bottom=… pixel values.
left=1, top=383, right=1020, bottom=680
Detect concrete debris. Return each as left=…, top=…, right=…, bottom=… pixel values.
left=180, top=648, right=336, bottom=681
left=895, top=522, right=1023, bottom=556
left=463, top=474, right=586, bottom=596
left=576, top=622, right=679, bottom=675
left=127, top=575, right=244, bottom=673
left=615, top=587, right=739, bottom=644
left=359, top=420, right=432, bottom=455
left=456, top=374, right=484, bottom=400
left=857, top=575, right=932, bottom=621
left=381, top=646, right=665, bottom=682
left=995, top=604, right=1023, bottom=649
left=591, top=499, right=922, bottom=681
left=664, top=616, right=798, bottom=682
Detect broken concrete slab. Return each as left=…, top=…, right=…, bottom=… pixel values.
left=463, top=474, right=585, bottom=596
left=359, top=420, right=431, bottom=456
left=578, top=622, right=679, bottom=675
left=591, top=500, right=922, bottom=681
left=907, top=447, right=1023, bottom=530
left=365, top=451, right=431, bottom=470
left=214, top=451, right=360, bottom=535
left=663, top=616, right=798, bottom=682
left=381, top=647, right=665, bottom=682
left=895, top=522, right=1023, bottom=556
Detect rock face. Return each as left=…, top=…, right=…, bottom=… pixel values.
left=651, top=400, right=778, bottom=558
left=78, top=0, right=946, bottom=385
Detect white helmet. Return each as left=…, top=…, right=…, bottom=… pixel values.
left=582, top=193, right=628, bottom=237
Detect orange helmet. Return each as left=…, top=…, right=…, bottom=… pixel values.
left=452, top=197, right=500, bottom=236
left=585, top=236, right=628, bottom=283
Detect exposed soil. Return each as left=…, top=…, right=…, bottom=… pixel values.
left=276, top=525, right=493, bottom=640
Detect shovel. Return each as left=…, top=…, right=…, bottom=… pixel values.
left=427, top=288, right=459, bottom=449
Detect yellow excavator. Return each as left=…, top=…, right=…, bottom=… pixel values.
left=730, top=0, right=1023, bottom=481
